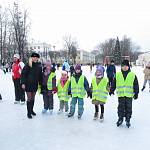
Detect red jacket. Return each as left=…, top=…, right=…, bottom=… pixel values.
left=12, top=61, right=22, bottom=79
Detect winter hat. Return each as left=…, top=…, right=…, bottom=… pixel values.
left=44, top=60, right=51, bottom=67
left=61, top=70, right=68, bottom=75
left=75, top=64, right=81, bottom=70
left=96, top=65, right=104, bottom=75
left=121, top=59, right=130, bottom=67
left=13, top=54, right=20, bottom=59
left=31, top=52, right=40, bottom=58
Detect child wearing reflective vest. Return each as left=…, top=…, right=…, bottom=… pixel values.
left=110, top=60, right=139, bottom=128
left=68, top=64, right=90, bottom=119
left=57, top=70, right=70, bottom=114
left=91, top=65, right=109, bottom=121
left=41, top=60, right=57, bottom=114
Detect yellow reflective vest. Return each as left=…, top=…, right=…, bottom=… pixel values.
left=116, top=72, right=135, bottom=98
left=57, top=79, right=70, bottom=101
left=71, top=75, right=86, bottom=98
left=47, top=72, right=56, bottom=90
left=92, top=77, right=108, bottom=102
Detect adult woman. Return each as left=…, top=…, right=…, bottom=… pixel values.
left=21, top=52, right=42, bottom=119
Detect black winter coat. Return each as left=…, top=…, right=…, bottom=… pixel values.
left=21, top=62, right=42, bottom=92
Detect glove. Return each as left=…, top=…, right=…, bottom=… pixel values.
left=68, top=91, right=72, bottom=96
left=47, top=90, right=52, bottom=96
left=133, top=94, right=138, bottom=100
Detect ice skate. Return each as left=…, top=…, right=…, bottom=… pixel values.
left=116, top=118, right=123, bottom=127
left=20, top=101, right=25, bottom=105
left=42, top=109, right=47, bottom=114
left=93, top=112, right=98, bottom=120
left=49, top=109, right=53, bottom=115
left=78, top=114, right=82, bottom=120
left=57, top=109, right=63, bottom=115
left=126, top=121, right=131, bottom=128
left=14, top=101, right=20, bottom=104
left=68, top=112, right=74, bottom=118
left=99, top=113, right=104, bottom=122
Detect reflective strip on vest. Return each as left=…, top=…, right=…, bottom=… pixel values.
left=71, top=75, right=86, bottom=98
left=92, top=77, right=108, bottom=102
left=116, top=72, right=135, bottom=98
left=57, top=80, right=70, bottom=101
left=47, top=72, right=56, bottom=90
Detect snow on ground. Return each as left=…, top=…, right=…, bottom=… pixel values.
left=0, top=66, right=150, bottom=150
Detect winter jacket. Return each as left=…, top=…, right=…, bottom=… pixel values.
left=12, top=61, right=24, bottom=79
left=143, top=67, right=150, bottom=80
left=106, top=64, right=116, bottom=78
left=21, top=62, right=42, bottom=92
left=111, top=69, right=139, bottom=96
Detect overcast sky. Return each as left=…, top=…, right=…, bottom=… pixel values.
left=1, top=0, right=150, bottom=51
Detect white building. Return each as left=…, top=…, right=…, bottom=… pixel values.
left=76, top=50, right=95, bottom=64
left=136, top=52, right=150, bottom=66
left=28, top=42, right=52, bottom=62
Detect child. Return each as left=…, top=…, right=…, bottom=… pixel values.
left=57, top=70, right=70, bottom=114
left=141, top=62, right=150, bottom=92
left=110, top=60, right=139, bottom=128
left=68, top=64, right=90, bottom=119
left=91, top=65, right=109, bottom=121
left=41, top=60, right=57, bottom=114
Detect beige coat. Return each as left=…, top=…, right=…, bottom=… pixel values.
left=143, top=68, right=150, bottom=80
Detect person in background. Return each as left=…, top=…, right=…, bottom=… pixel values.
left=12, top=54, right=25, bottom=104
left=91, top=65, right=110, bottom=121
left=70, top=64, right=75, bottom=76
left=21, top=52, right=42, bottom=119
left=141, top=62, right=150, bottom=92
left=41, top=60, right=57, bottom=114
left=62, top=60, right=70, bottom=72
left=106, top=60, right=116, bottom=88
left=110, top=60, right=139, bottom=128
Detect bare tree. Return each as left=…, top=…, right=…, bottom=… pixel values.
left=9, top=2, right=29, bottom=61
left=63, top=34, right=78, bottom=63
left=0, top=6, right=9, bottom=64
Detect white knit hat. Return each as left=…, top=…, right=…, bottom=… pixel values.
left=13, top=54, right=20, bottom=59
left=61, top=70, right=68, bottom=75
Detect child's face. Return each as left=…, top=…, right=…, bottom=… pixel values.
left=75, top=69, right=81, bottom=74
left=95, top=70, right=103, bottom=78
left=46, top=65, right=51, bottom=70
left=121, top=65, right=129, bottom=71
left=61, top=73, right=68, bottom=79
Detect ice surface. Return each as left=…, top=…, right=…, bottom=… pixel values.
left=0, top=66, right=150, bottom=150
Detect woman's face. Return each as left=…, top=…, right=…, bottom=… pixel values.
left=32, top=57, right=39, bottom=62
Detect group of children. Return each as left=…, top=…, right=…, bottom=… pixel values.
left=39, top=59, right=139, bottom=128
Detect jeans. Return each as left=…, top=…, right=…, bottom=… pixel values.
left=69, top=97, right=84, bottom=116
